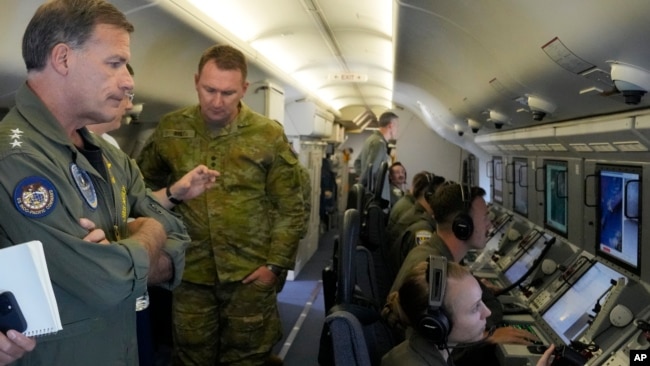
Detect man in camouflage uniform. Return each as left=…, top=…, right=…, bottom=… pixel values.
left=137, top=45, right=304, bottom=366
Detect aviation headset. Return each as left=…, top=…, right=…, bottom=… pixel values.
left=451, top=184, right=474, bottom=240
left=418, top=255, right=452, bottom=346
left=423, top=172, right=435, bottom=200
left=423, top=173, right=446, bottom=201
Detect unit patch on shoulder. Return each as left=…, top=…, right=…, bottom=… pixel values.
left=70, top=163, right=97, bottom=209
left=415, top=230, right=432, bottom=246
left=14, top=176, right=57, bottom=218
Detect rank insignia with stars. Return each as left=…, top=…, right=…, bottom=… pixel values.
left=9, top=128, right=23, bottom=148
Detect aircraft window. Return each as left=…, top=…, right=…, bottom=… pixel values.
left=513, top=157, right=528, bottom=216
left=492, top=156, right=503, bottom=204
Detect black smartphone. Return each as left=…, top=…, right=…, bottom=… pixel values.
left=526, top=344, right=548, bottom=354
left=0, top=291, right=28, bottom=334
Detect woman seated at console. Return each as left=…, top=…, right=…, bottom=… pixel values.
left=381, top=256, right=556, bottom=366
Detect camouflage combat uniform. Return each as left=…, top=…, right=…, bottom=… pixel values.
left=137, top=102, right=304, bottom=365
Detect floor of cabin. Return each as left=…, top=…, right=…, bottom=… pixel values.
left=272, top=228, right=335, bottom=365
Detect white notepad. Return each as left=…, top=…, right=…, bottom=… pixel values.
left=0, top=240, right=62, bottom=336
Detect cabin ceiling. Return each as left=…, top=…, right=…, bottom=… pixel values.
left=3, top=1, right=650, bottom=137
left=394, top=0, right=650, bottom=134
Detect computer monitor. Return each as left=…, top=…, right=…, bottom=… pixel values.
left=490, top=212, right=512, bottom=237
left=499, top=227, right=541, bottom=257
left=503, top=233, right=547, bottom=285
left=513, top=157, right=528, bottom=217
left=544, top=160, right=568, bottom=237
left=541, top=261, right=626, bottom=344
left=595, top=164, right=641, bottom=275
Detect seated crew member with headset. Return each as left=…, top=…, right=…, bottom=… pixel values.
left=389, top=183, right=541, bottom=366
left=387, top=171, right=432, bottom=229
left=382, top=256, right=556, bottom=366
left=389, top=173, right=446, bottom=276
left=386, top=172, right=443, bottom=254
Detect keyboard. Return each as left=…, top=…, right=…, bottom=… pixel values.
left=507, top=323, right=543, bottom=344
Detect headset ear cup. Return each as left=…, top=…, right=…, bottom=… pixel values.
left=452, top=212, right=474, bottom=240
left=418, top=309, right=451, bottom=345
left=424, top=190, right=433, bottom=200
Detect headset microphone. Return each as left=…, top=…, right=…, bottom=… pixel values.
left=447, top=325, right=496, bottom=348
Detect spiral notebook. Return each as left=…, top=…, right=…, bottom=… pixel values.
left=0, top=240, right=62, bottom=336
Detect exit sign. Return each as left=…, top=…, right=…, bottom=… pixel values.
left=328, top=73, right=368, bottom=82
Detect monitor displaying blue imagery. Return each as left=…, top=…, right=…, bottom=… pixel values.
left=596, top=164, right=641, bottom=274
left=542, top=261, right=626, bottom=344
left=513, top=157, right=528, bottom=216
left=544, top=160, right=568, bottom=236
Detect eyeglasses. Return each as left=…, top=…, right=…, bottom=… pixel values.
left=125, top=91, right=135, bottom=102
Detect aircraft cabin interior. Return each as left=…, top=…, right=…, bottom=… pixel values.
left=4, top=1, right=650, bottom=365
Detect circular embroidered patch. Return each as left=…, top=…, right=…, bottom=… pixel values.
left=70, top=163, right=97, bottom=209
left=13, top=176, right=57, bottom=218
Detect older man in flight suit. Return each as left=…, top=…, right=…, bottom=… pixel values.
left=0, top=1, right=189, bottom=364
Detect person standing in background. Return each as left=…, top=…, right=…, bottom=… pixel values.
left=354, top=111, right=399, bottom=203
left=137, top=44, right=305, bottom=366
left=320, top=154, right=337, bottom=232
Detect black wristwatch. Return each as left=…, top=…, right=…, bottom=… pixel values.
left=266, top=264, right=284, bottom=277
left=166, top=185, right=183, bottom=205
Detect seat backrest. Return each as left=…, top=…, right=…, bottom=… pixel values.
left=347, top=183, right=367, bottom=211
left=325, top=310, right=372, bottom=366
left=365, top=162, right=374, bottom=191
left=355, top=246, right=379, bottom=305
left=337, top=209, right=360, bottom=304
left=372, top=161, right=389, bottom=202
left=322, top=236, right=339, bottom=314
